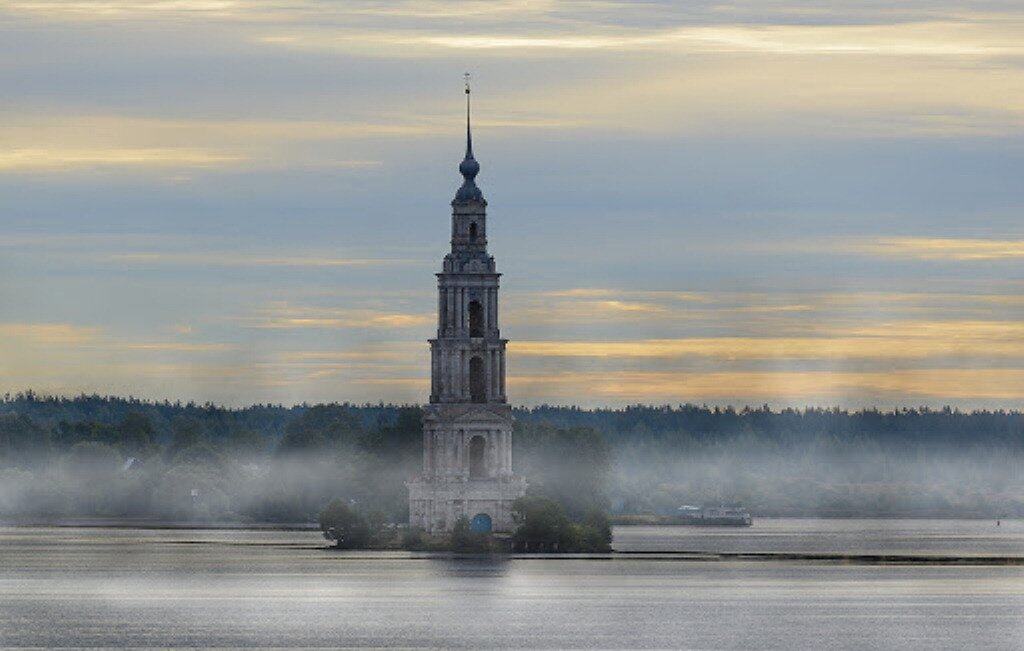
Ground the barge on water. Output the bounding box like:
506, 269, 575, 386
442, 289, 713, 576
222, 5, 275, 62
676, 505, 752, 526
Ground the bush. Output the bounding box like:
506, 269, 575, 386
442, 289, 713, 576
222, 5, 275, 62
319, 498, 373, 549
511, 496, 612, 553
450, 515, 493, 552
576, 509, 613, 553
401, 527, 428, 551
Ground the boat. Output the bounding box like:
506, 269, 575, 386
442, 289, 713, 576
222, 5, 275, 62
675, 504, 752, 526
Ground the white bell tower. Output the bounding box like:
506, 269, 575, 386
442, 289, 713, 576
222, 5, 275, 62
407, 79, 527, 534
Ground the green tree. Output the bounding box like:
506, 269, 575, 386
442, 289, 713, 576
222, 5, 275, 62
227, 427, 265, 456
360, 407, 423, 460
319, 498, 373, 549
166, 416, 204, 461
275, 428, 328, 457
511, 496, 579, 552
0, 414, 51, 469
117, 412, 156, 456
290, 405, 362, 445
511, 496, 612, 553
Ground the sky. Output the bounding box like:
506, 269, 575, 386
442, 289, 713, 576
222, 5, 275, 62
2, 1, 1024, 409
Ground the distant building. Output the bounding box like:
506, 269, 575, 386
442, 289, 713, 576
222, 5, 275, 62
407, 82, 527, 534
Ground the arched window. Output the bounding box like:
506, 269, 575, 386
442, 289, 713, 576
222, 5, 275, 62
469, 222, 478, 241
469, 300, 483, 337
469, 435, 487, 478
469, 356, 486, 402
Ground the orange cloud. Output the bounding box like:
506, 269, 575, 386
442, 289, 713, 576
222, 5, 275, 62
508, 369, 1024, 402
511, 321, 1024, 361
0, 323, 100, 345
249, 303, 433, 329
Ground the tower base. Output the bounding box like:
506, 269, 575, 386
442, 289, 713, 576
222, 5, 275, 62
407, 403, 527, 534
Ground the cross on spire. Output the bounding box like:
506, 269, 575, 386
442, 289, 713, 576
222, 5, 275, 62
454, 73, 483, 203
464, 72, 473, 160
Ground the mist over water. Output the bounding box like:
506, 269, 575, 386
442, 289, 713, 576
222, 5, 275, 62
2, 399, 1023, 523
610, 443, 1023, 518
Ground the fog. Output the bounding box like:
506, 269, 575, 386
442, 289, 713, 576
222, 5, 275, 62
611, 440, 1022, 518
1, 397, 1022, 523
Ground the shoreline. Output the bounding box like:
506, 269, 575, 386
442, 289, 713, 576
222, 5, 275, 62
2, 520, 1020, 565
0, 518, 319, 531
2, 515, 1018, 531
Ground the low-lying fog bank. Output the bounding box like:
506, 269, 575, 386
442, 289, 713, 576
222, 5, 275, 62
2, 395, 1021, 522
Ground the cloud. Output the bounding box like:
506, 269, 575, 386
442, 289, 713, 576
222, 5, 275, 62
248, 302, 433, 329
2, 0, 562, 22
856, 237, 1024, 261
508, 368, 1024, 403
0, 115, 419, 176
106, 252, 416, 269
0, 148, 241, 172
418, 21, 1024, 56
121, 342, 235, 353
0, 323, 100, 345
3, 1, 242, 18
511, 321, 1024, 362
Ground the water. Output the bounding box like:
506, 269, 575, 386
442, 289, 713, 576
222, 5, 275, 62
613, 518, 1024, 556
1, 522, 1022, 650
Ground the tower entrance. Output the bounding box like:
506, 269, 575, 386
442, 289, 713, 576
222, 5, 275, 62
470, 513, 492, 533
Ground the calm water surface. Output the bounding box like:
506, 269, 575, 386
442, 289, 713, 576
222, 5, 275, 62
1, 521, 1022, 650
614, 518, 1024, 556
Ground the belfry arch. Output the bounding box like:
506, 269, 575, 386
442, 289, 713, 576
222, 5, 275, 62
469, 356, 486, 402
469, 435, 487, 478
469, 300, 484, 337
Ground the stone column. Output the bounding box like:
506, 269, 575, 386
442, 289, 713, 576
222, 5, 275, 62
498, 431, 505, 476
492, 287, 499, 331
446, 287, 454, 335
482, 289, 490, 333
433, 349, 441, 400
492, 430, 499, 475
457, 430, 466, 477
499, 350, 506, 399
492, 349, 499, 399
485, 349, 491, 399
491, 287, 497, 333
439, 348, 448, 400
500, 430, 507, 473
423, 429, 431, 474
452, 348, 460, 399
508, 429, 513, 471
454, 288, 462, 335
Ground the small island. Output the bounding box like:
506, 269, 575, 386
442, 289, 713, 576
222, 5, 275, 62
320, 494, 612, 553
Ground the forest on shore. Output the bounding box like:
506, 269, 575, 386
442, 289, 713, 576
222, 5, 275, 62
1, 391, 1022, 523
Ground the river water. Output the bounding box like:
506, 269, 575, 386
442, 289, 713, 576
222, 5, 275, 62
1, 521, 1022, 650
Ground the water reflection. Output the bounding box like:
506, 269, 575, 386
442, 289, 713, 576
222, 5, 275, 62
0, 524, 1022, 650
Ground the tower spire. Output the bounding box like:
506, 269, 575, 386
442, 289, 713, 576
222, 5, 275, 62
465, 72, 473, 160
455, 73, 483, 204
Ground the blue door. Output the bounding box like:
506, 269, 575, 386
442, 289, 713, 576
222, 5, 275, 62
470, 513, 492, 533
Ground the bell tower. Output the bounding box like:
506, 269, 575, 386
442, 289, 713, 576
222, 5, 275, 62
408, 78, 527, 534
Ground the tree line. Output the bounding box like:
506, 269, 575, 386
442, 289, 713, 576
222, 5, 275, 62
2, 392, 1022, 522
